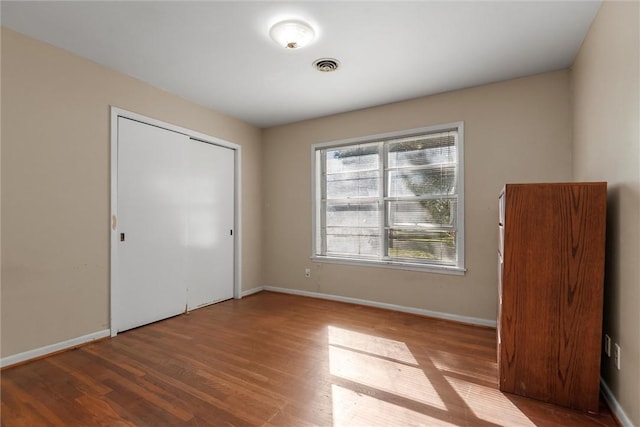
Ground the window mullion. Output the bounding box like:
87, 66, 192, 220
320, 149, 327, 255
379, 141, 387, 259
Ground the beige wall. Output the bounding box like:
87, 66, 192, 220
0, 28, 263, 357
262, 71, 573, 323
6, 11, 636, 423
571, 1, 640, 425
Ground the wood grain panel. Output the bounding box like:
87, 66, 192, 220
498, 182, 606, 413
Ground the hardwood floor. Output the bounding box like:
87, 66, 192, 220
1, 291, 618, 426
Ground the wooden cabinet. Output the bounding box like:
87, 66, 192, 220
497, 182, 607, 413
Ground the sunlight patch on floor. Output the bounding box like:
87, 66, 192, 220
331, 384, 458, 427
445, 375, 536, 426
328, 325, 418, 365
327, 325, 536, 427
428, 349, 498, 385
328, 326, 446, 410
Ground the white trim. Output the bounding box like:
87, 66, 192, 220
310, 255, 466, 275
456, 122, 465, 269
0, 329, 110, 369
311, 122, 463, 150
311, 146, 320, 257
111, 107, 241, 151
110, 109, 119, 337
600, 378, 635, 427
262, 286, 495, 327
241, 286, 265, 297
109, 107, 242, 336
310, 121, 465, 274
233, 147, 243, 300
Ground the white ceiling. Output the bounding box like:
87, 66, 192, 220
1, 1, 601, 128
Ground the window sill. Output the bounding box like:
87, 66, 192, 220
310, 256, 466, 275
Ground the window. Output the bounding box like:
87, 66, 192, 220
312, 123, 464, 274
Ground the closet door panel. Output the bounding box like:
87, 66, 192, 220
185, 140, 235, 309
116, 118, 188, 333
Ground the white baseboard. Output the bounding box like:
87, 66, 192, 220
601, 377, 635, 427
0, 289, 495, 368
241, 286, 265, 297
261, 286, 497, 328
0, 329, 111, 369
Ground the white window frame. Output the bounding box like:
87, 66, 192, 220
311, 122, 465, 275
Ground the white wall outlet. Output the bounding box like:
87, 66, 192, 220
613, 343, 621, 370
304, 268, 311, 278
604, 334, 611, 357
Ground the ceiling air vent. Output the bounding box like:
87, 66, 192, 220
313, 58, 340, 72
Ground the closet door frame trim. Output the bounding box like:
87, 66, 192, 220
109, 106, 242, 337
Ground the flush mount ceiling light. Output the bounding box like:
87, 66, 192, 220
269, 20, 315, 49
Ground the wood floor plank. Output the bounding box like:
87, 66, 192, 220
83, 345, 261, 426
72, 394, 137, 427
1, 291, 619, 426
1, 374, 72, 426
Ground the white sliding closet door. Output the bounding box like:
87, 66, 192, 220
116, 118, 188, 332
115, 118, 235, 334
185, 140, 235, 309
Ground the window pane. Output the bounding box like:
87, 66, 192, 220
325, 202, 381, 256
326, 228, 381, 257
325, 201, 380, 227
388, 165, 456, 197
388, 133, 456, 168
326, 144, 379, 174
326, 170, 379, 199
388, 230, 456, 264
388, 199, 457, 228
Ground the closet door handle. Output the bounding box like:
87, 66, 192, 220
120, 233, 125, 242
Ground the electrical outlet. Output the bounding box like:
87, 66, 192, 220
613, 343, 621, 370
304, 268, 311, 278
604, 334, 611, 357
